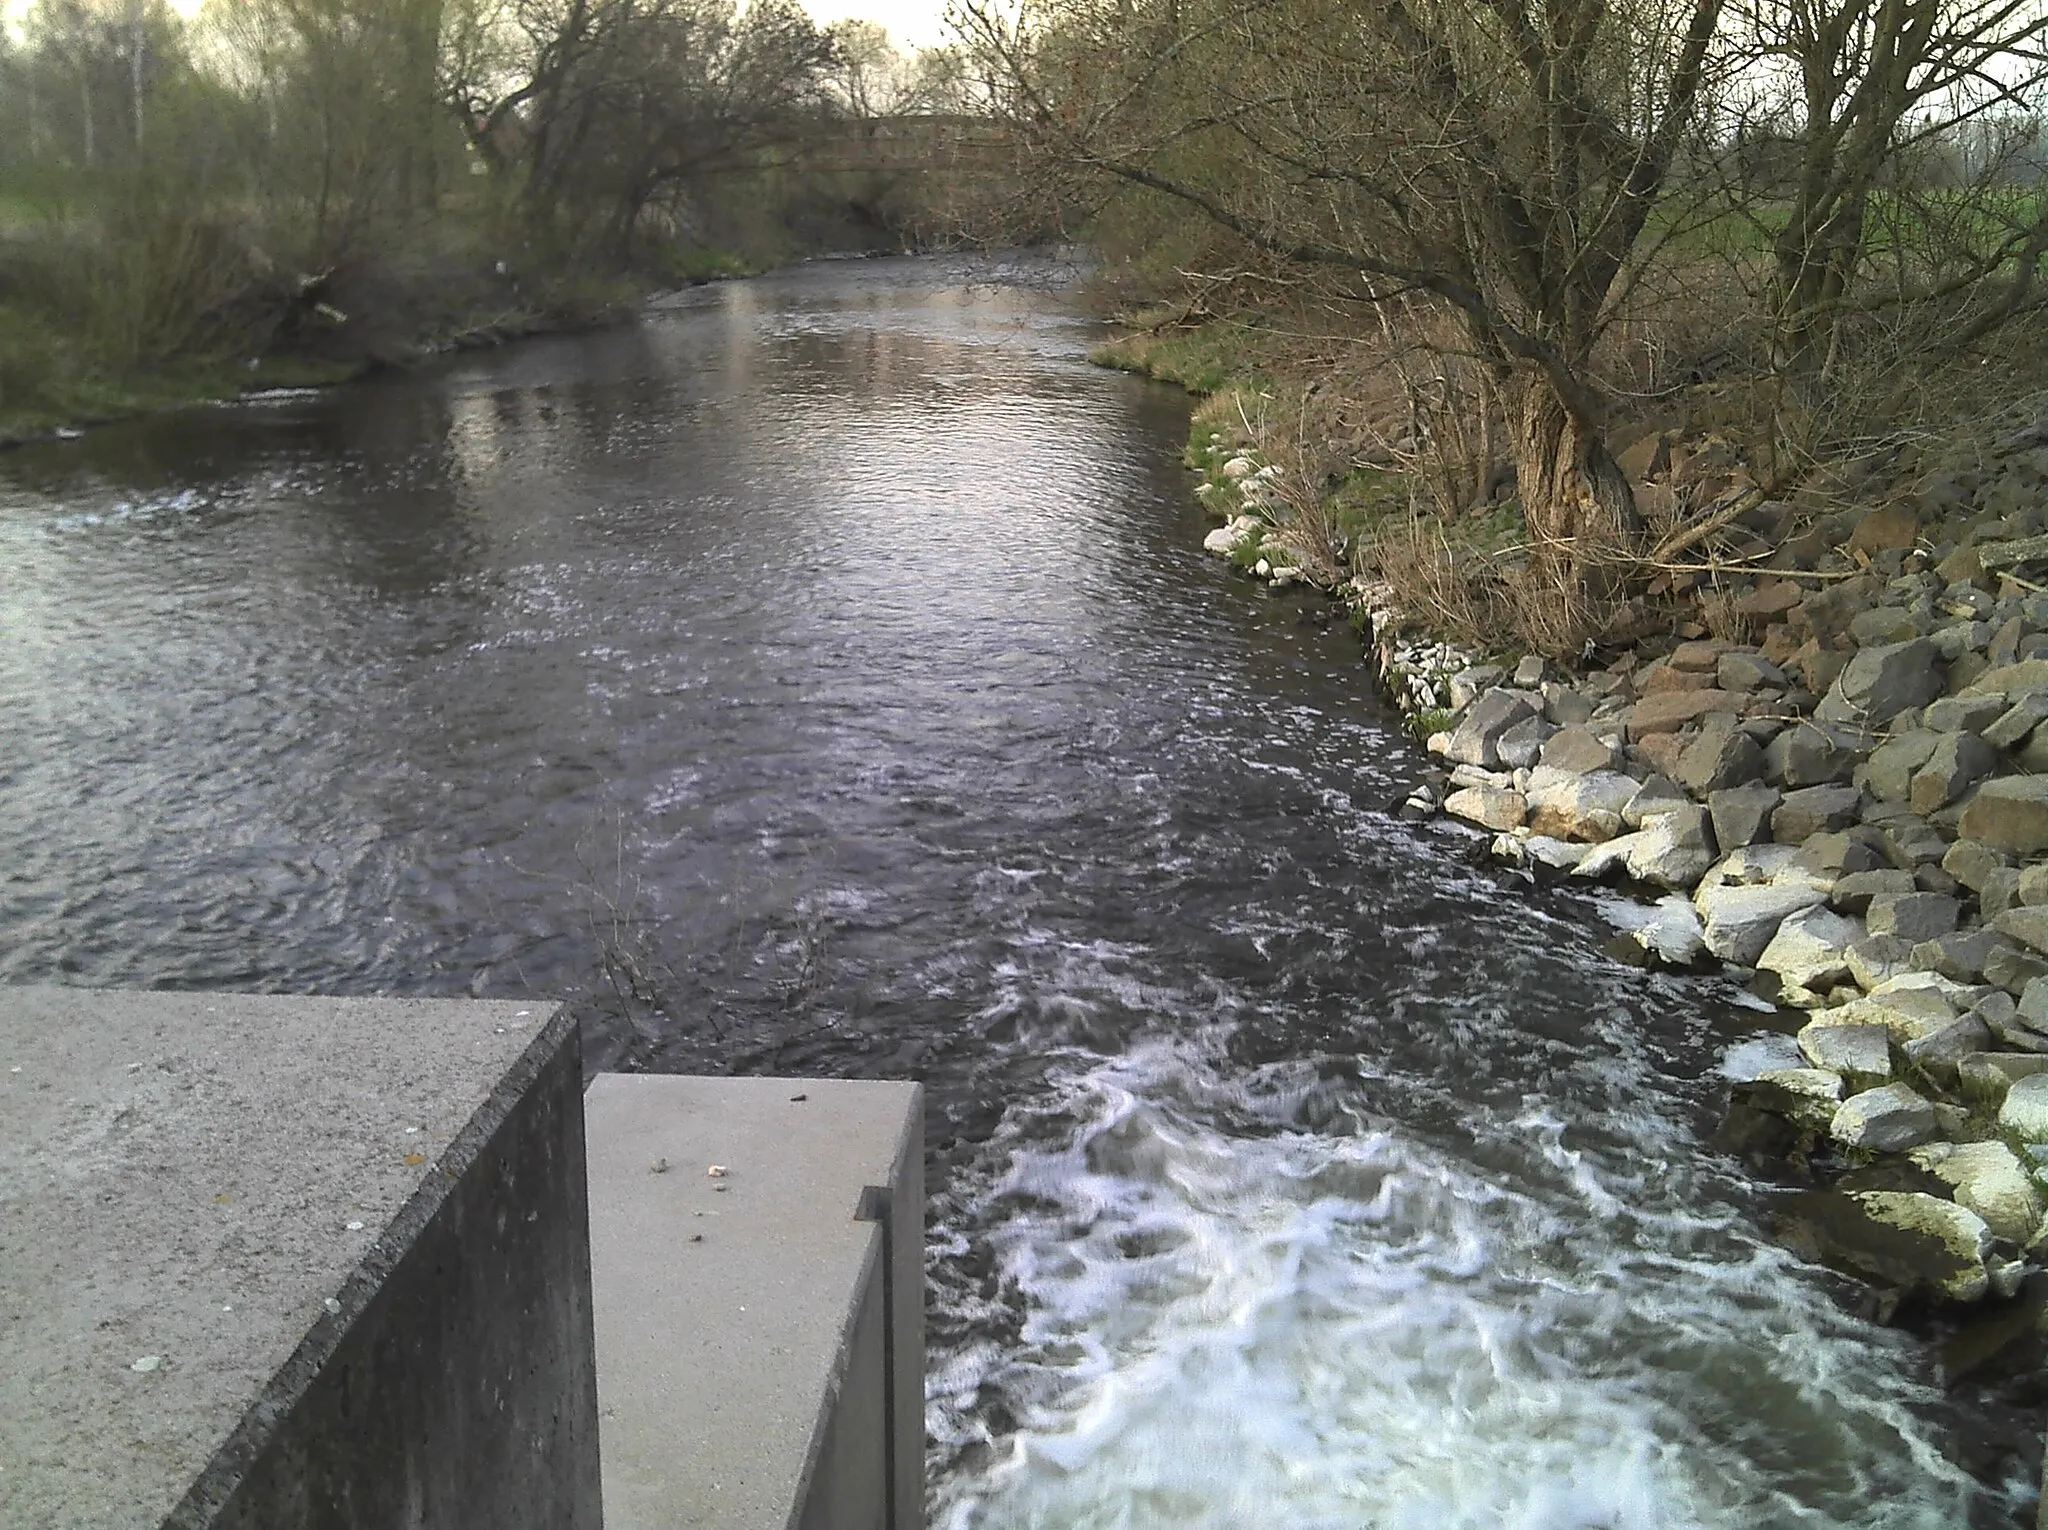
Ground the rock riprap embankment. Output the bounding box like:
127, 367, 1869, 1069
1416, 557, 2047, 1305
1192, 407, 2048, 1311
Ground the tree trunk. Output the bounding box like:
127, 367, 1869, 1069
1511, 371, 1642, 597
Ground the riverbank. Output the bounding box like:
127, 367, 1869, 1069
0, 256, 703, 451
1102, 320, 2048, 1352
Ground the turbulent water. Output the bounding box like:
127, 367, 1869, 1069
0, 254, 2027, 1524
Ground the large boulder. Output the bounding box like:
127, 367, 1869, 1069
1623, 775, 1692, 827
1941, 838, 2012, 893
1911, 927, 2021, 983
1771, 785, 1864, 844
1923, 694, 2008, 732
1444, 689, 1539, 768
1448, 666, 1505, 710
2023, 976, 2048, 1030
1747, 1068, 1846, 1131
1865, 892, 1961, 943
1445, 786, 1527, 831
1993, 906, 2048, 956
1816, 638, 1944, 728
1708, 784, 1781, 851
1697, 843, 1804, 888
1846, 935, 1916, 990
1539, 725, 1620, 775
1798, 1021, 1892, 1089
1696, 881, 1827, 965
1625, 689, 1744, 741
1831, 1084, 1938, 1152
1525, 766, 1640, 842
2020, 863, 2048, 907
1900, 1012, 1992, 1085
1719, 651, 1788, 692
1812, 986, 1957, 1042
1758, 905, 1864, 997
1875, 813, 1949, 869
1776, 1190, 1994, 1304
1862, 730, 1941, 803
1495, 715, 1553, 770
1609, 894, 1708, 966
1677, 717, 1765, 794
1765, 721, 1871, 787
1909, 1142, 2043, 1244
1960, 778, 2048, 855
1626, 805, 1718, 890
1909, 731, 1997, 815
1961, 658, 2048, 702
1960, 1051, 2048, 1106
1983, 691, 2048, 750
1829, 868, 1918, 914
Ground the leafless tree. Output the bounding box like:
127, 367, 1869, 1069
958, 0, 1733, 602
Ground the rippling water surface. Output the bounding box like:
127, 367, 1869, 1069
0, 254, 2023, 1525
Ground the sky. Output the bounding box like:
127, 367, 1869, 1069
3, 0, 954, 49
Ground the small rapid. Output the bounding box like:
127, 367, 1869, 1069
0, 254, 2026, 1524
928, 1012, 1986, 1527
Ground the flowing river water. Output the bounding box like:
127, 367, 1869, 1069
0, 254, 2031, 1525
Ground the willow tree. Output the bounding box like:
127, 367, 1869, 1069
961, 0, 1728, 599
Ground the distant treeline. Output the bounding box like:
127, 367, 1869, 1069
0, 0, 1013, 428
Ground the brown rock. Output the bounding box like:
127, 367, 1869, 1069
1848, 505, 1918, 555
1762, 622, 1803, 663
1961, 659, 2048, 701
1671, 639, 1730, 673
1637, 732, 1688, 779
1958, 778, 2048, 856
1626, 690, 1745, 741
1938, 545, 1986, 585
1738, 581, 1804, 620
1640, 664, 1717, 695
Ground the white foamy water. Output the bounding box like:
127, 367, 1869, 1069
930, 1019, 1990, 1529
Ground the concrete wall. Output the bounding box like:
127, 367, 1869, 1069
177, 1022, 602, 1530
585, 1074, 925, 1530
0, 990, 599, 1530
3, 988, 927, 1530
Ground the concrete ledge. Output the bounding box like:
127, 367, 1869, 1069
0, 988, 599, 1530
587, 1074, 924, 1530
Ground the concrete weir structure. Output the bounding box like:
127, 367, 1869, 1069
0, 987, 925, 1530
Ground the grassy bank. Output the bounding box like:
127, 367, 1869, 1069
1092, 306, 1538, 648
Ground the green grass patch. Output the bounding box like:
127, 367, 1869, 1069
1089, 325, 1253, 394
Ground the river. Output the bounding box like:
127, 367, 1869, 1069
0, 253, 2028, 1525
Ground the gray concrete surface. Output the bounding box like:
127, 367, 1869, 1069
588, 1074, 924, 1530
0, 988, 598, 1530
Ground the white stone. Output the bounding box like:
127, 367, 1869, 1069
1694, 881, 1827, 966
1445, 786, 1526, 832
1622, 806, 1717, 891
1798, 1021, 1892, 1088
1611, 894, 1707, 965
1849, 1192, 1994, 1302
1831, 1083, 1938, 1151
1998, 1071, 2048, 1142
1524, 766, 1640, 843
1758, 905, 1865, 997
1909, 1141, 2044, 1244
1695, 844, 1804, 890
